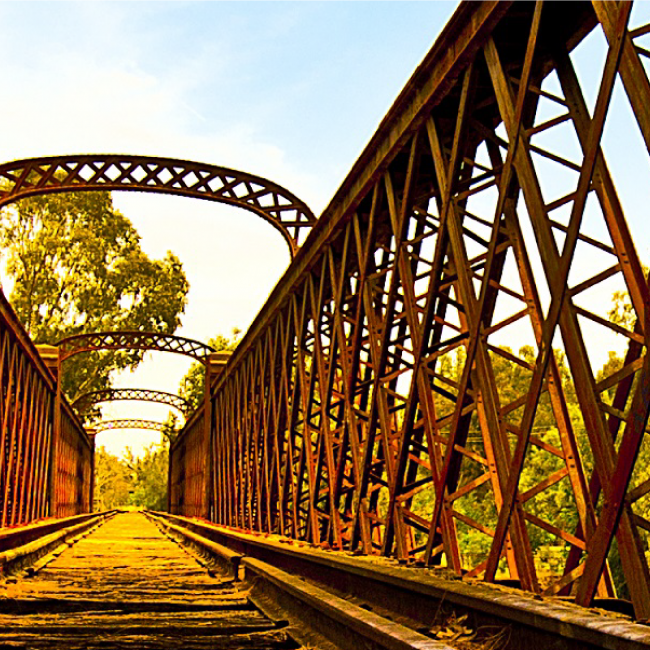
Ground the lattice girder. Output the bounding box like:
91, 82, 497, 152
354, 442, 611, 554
168, 1, 650, 621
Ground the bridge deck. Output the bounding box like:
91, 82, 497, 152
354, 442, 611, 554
0, 512, 294, 649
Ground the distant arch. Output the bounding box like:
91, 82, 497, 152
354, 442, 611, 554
73, 388, 191, 416
94, 419, 166, 433
58, 331, 214, 364
0, 155, 317, 256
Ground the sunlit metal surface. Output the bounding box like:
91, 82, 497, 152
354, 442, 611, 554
58, 331, 215, 364
0, 155, 316, 257
73, 388, 191, 417
170, 1, 650, 618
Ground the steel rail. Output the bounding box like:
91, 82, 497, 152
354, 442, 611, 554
150, 512, 650, 650
58, 331, 215, 364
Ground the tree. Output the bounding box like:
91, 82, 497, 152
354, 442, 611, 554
179, 331, 240, 412
126, 442, 168, 511
94, 446, 132, 510
0, 191, 189, 402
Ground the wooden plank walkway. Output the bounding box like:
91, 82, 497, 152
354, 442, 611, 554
0, 511, 295, 649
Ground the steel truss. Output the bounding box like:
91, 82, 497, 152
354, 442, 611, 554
0, 295, 91, 525
0, 155, 316, 256
94, 419, 166, 433
73, 388, 191, 417
58, 331, 215, 364
170, 1, 650, 618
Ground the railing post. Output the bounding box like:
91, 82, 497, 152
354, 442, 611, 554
86, 428, 96, 513
204, 351, 231, 521
37, 344, 61, 519
167, 437, 176, 514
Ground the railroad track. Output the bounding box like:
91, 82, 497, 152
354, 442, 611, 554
0, 511, 296, 649
3, 510, 650, 649
148, 512, 650, 650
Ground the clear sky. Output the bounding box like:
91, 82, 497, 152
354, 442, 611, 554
1, 2, 650, 459
0, 1, 458, 456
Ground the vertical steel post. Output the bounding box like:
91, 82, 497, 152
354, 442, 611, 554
87, 429, 96, 513
203, 361, 212, 520
37, 344, 61, 518
167, 438, 173, 514
205, 352, 230, 520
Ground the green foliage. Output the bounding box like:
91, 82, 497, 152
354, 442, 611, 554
179, 331, 240, 412
94, 442, 169, 511
125, 443, 169, 511
161, 413, 181, 445
94, 446, 132, 510
607, 266, 648, 331
0, 191, 189, 402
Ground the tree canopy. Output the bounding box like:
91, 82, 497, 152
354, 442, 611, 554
0, 191, 189, 402
94, 443, 168, 511
94, 446, 132, 510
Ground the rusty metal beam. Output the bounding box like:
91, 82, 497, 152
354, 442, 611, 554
154, 0, 650, 621
0, 155, 316, 257
94, 419, 167, 433
73, 388, 191, 417
58, 331, 214, 364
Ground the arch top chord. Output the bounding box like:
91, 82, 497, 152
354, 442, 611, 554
73, 387, 191, 416
94, 419, 167, 433
0, 154, 317, 256
58, 330, 215, 364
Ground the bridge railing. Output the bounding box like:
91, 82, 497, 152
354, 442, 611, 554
0, 291, 92, 526
53, 402, 93, 518
169, 404, 208, 518
172, 0, 650, 619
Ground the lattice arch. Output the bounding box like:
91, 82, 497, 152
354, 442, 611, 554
0, 155, 317, 256
73, 388, 191, 416
58, 331, 215, 364
94, 419, 167, 433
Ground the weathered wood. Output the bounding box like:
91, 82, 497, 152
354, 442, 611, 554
0, 512, 294, 649
0, 630, 292, 649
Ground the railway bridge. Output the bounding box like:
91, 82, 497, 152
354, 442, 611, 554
2, 2, 650, 648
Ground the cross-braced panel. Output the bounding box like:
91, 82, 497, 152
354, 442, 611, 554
173, 1, 650, 620
169, 410, 208, 518
0, 293, 90, 524
0, 155, 317, 256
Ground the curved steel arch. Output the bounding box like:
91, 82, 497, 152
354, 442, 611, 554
58, 331, 215, 364
0, 155, 317, 256
94, 419, 166, 433
73, 388, 191, 416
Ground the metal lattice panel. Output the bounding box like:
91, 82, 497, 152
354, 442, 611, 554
169, 1, 650, 620
0, 293, 90, 525
73, 388, 191, 416
0, 155, 317, 256
58, 331, 215, 364
95, 419, 166, 433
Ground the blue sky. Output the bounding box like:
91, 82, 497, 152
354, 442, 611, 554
1, 2, 650, 457
0, 2, 456, 204
0, 1, 457, 455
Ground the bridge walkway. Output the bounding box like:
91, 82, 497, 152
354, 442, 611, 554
0, 512, 295, 649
